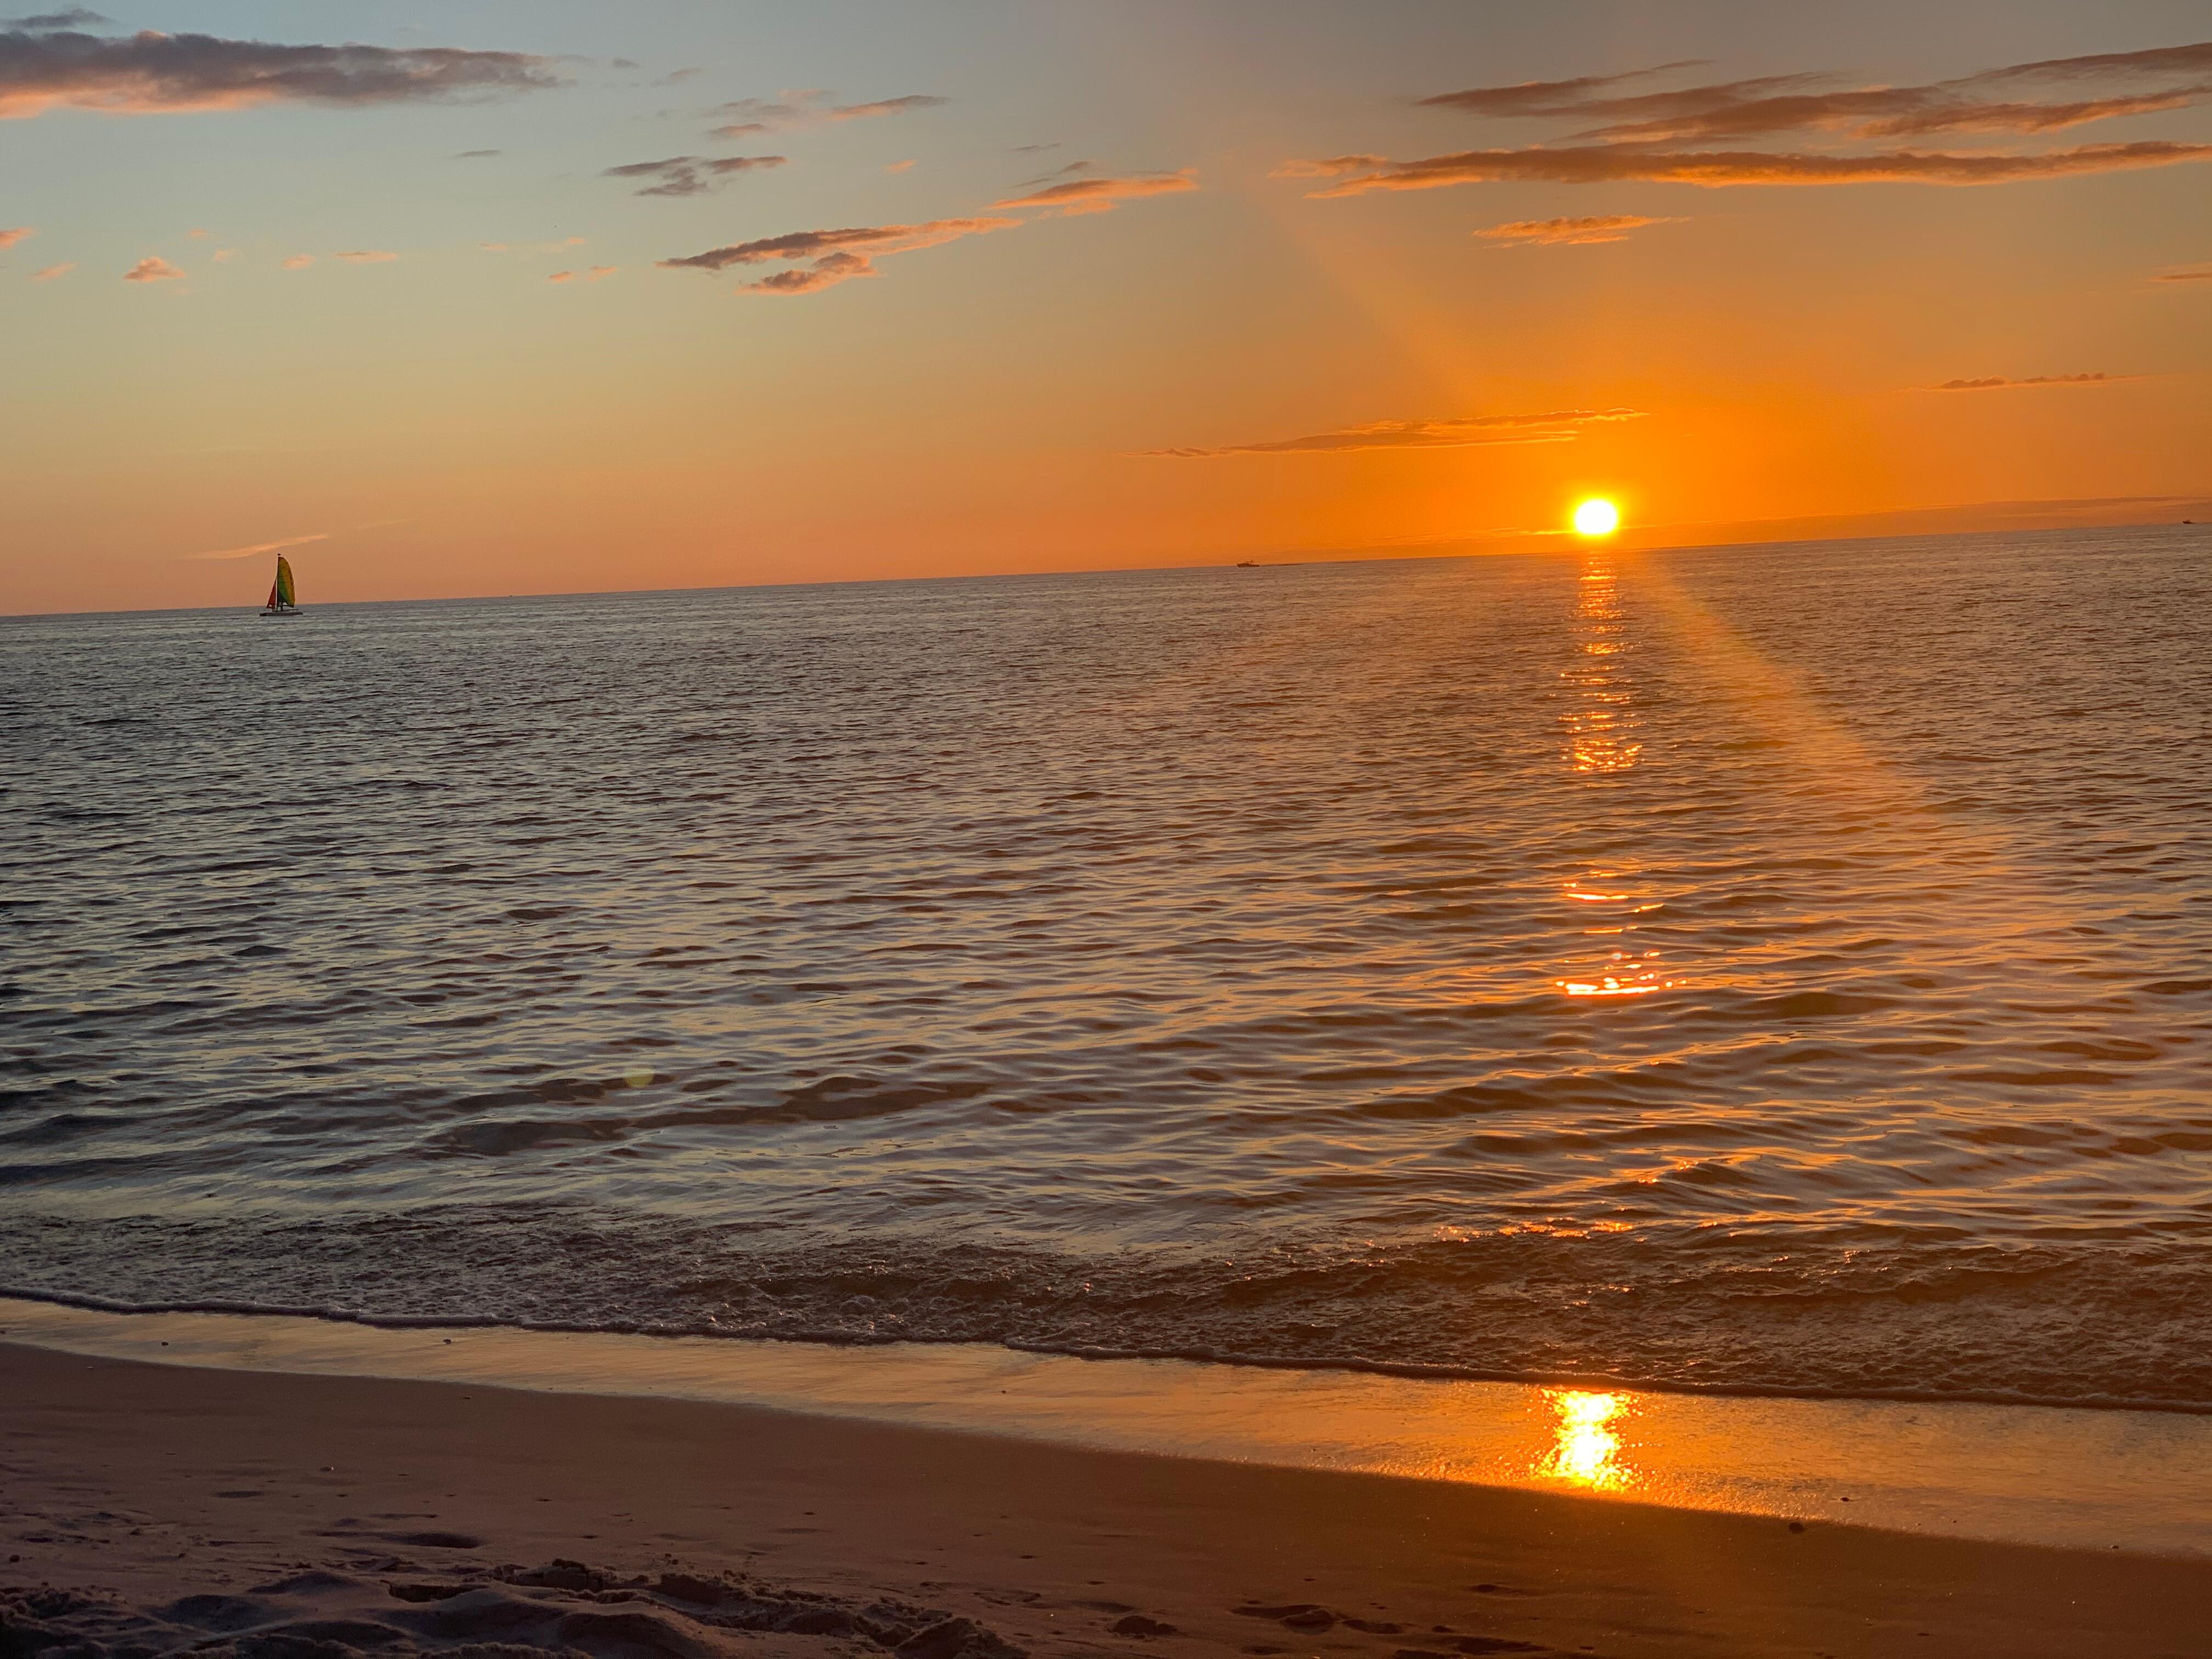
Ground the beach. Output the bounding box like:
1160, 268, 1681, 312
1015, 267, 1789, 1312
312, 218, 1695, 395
6, 1339, 2208, 1659
12, 8, 2211, 1656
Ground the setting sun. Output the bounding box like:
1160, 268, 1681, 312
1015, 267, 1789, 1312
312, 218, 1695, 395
1572, 499, 1622, 538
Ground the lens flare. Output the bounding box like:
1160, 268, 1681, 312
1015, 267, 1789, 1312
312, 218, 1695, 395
1572, 498, 1621, 537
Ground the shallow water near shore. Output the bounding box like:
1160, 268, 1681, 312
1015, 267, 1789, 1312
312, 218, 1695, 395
4, 527, 2210, 1408
6, 1296, 2210, 1556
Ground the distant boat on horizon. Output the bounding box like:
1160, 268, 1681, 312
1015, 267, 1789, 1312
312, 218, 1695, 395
261, 554, 302, 617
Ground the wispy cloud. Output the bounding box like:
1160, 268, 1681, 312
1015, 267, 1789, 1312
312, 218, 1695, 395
453, 147, 500, 159
659, 216, 1021, 295
548, 266, 616, 284
1300, 43, 2212, 196
1476, 213, 1681, 246
3, 9, 108, 29
1019, 157, 1094, 187
1147, 409, 1646, 458
0, 26, 561, 120
991, 170, 1197, 215
602, 153, 786, 196
1419, 46, 2212, 143
122, 254, 183, 281
1925, 372, 2135, 391
1413, 60, 1716, 116
706, 89, 946, 138
31, 259, 70, 279
884, 157, 915, 174
333, 249, 397, 263
1290, 141, 2212, 193
2155, 266, 2212, 281
184, 530, 329, 561
211, 247, 236, 262
281, 252, 314, 269
0, 223, 31, 247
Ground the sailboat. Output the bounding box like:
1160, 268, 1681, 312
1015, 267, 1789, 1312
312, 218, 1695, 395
260, 553, 302, 617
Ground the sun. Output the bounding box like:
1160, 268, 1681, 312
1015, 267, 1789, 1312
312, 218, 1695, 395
1572, 498, 1621, 538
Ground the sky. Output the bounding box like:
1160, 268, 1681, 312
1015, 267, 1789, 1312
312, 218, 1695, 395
2, 0, 2209, 614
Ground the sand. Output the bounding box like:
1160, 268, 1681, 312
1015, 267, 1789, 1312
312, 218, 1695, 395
3, 1341, 2204, 1659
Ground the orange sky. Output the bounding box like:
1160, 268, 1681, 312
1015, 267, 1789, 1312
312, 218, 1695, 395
2, 1, 2209, 614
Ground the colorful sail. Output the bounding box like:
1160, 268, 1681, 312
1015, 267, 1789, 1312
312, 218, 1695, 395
274, 556, 296, 608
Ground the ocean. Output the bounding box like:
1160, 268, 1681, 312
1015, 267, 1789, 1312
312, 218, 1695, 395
5, 526, 2209, 1412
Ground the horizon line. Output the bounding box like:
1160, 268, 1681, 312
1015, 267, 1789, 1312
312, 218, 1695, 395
6, 493, 2207, 622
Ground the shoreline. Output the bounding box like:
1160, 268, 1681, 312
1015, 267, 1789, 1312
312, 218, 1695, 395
10, 1283, 2211, 1418
7, 1337, 2209, 1659
4, 1296, 2208, 1560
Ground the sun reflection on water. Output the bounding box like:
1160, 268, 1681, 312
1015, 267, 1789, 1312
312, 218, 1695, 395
1554, 556, 1681, 999
1538, 1389, 1632, 1490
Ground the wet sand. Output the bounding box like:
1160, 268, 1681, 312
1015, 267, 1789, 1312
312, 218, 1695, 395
4, 1342, 2205, 1658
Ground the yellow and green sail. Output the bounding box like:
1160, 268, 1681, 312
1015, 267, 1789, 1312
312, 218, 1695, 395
270, 555, 296, 608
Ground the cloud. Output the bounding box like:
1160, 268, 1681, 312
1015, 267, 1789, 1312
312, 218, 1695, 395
184, 530, 328, 561
1414, 60, 1716, 116
661, 166, 1193, 297
3, 8, 106, 29
1419, 48, 2212, 144
751, 249, 874, 294
122, 254, 183, 281
602, 153, 786, 196
1019, 158, 1094, 186
1147, 408, 1646, 457
211, 247, 236, 262
548, 265, 616, 284
991, 169, 1197, 215
1976, 42, 2212, 84
453, 147, 500, 158
0, 26, 561, 119
1272, 155, 1387, 180
884, 157, 914, 173
1294, 140, 2212, 193
1318, 44, 2212, 198
186, 225, 209, 238
0, 223, 31, 247
1477, 213, 1681, 246
2155, 267, 2212, 281
333, 249, 397, 263
831, 94, 946, 122
281, 252, 313, 268
659, 215, 1020, 295
1926, 372, 2135, 390
1567, 84, 2211, 145
31, 259, 70, 279
706, 89, 946, 138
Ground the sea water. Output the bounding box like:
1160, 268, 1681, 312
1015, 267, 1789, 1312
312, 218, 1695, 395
4, 527, 2209, 1410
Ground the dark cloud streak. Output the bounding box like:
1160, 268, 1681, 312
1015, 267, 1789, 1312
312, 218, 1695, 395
659, 216, 1020, 295
1415, 60, 1711, 116
1927, 373, 2134, 390
604, 154, 786, 196
706, 89, 946, 137
1148, 409, 1645, 458
1297, 140, 2212, 193
0, 25, 559, 117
